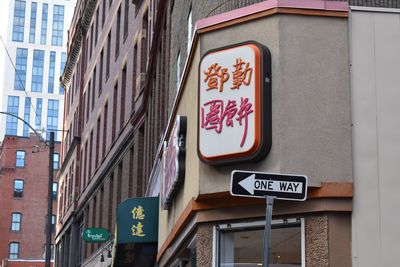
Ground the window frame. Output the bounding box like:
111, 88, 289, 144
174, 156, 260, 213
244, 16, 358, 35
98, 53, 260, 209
11, 212, 22, 232
13, 179, 24, 198
15, 150, 26, 167
52, 182, 58, 199
9, 242, 19, 259
53, 153, 60, 170
213, 218, 306, 267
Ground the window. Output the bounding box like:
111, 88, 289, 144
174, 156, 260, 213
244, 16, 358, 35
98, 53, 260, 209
52, 5, 64, 46
96, 116, 101, 168
40, 3, 48, 44
115, 6, 121, 59
16, 151, 25, 167
140, 12, 148, 75
99, 49, 103, 96
106, 31, 111, 80
89, 130, 93, 178
32, 50, 44, 92
132, 43, 137, 105
102, 0, 106, 27
112, 82, 118, 141
135, 0, 143, 16
102, 102, 108, 157
29, 2, 37, 43
176, 52, 181, 90
48, 51, 56, 93
35, 98, 42, 131
53, 153, 60, 170
187, 9, 193, 54
9, 242, 19, 259
6, 96, 19, 135
46, 100, 59, 141
216, 219, 304, 267
60, 52, 67, 94
95, 8, 99, 44
52, 182, 58, 199
86, 81, 91, 121
11, 213, 22, 231
92, 68, 96, 110
43, 244, 55, 260
120, 64, 126, 128
51, 215, 56, 232
89, 24, 94, 59
12, 0, 26, 42
14, 48, 28, 91
23, 97, 31, 136
123, 0, 129, 40
13, 180, 24, 198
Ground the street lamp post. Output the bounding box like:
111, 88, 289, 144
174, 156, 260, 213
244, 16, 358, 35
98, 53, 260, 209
0, 112, 55, 267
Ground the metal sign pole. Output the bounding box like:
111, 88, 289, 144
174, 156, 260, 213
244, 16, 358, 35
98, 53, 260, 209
262, 195, 275, 267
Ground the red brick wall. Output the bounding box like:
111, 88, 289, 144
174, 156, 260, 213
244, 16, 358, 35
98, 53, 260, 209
0, 135, 60, 262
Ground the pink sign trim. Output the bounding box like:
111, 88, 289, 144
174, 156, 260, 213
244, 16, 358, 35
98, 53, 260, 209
195, 0, 348, 31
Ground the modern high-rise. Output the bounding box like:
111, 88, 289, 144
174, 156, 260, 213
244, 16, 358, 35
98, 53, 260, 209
0, 0, 76, 142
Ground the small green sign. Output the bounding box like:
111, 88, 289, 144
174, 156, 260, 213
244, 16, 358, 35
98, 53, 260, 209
117, 197, 159, 244
82, 228, 110, 243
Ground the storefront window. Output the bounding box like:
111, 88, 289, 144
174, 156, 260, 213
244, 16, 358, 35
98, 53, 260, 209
216, 219, 304, 267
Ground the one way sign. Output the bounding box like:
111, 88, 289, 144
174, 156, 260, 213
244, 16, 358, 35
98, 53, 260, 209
230, 170, 308, 201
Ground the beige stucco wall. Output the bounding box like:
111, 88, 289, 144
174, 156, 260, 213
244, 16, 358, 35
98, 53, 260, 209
350, 9, 400, 267
158, 44, 202, 248
159, 13, 352, 249
199, 15, 351, 194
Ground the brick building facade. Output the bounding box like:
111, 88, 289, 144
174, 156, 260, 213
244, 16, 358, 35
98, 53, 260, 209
0, 135, 60, 267
56, 0, 400, 266
56, 0, 170, 266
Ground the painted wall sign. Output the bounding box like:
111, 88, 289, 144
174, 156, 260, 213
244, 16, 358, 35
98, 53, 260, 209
116, 197, 159, 244
198, 41, 271, 165
82, 228, 110, 243
161, 115, 187, 209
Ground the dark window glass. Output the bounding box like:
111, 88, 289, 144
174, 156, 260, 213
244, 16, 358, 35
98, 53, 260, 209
115, 6, 121, 59
106, 32, 111, 79
123, 0, 129, 39
13, 180, 24, 198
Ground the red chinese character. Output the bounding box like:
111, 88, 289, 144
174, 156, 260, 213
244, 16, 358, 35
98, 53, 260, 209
204, 63, 230, 92
236, 97, 254, 147
201, 99, 224, 133
222, 100, 238, 127
231, 58, 253, 90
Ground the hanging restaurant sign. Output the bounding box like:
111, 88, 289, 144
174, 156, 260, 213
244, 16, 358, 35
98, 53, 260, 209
162, 115, 187, 209
82, 228, 110, 243
116, 197, 159, 244
198, 41, 271, 165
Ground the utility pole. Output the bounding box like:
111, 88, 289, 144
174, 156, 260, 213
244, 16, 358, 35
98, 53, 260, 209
45, 131, 55, 267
